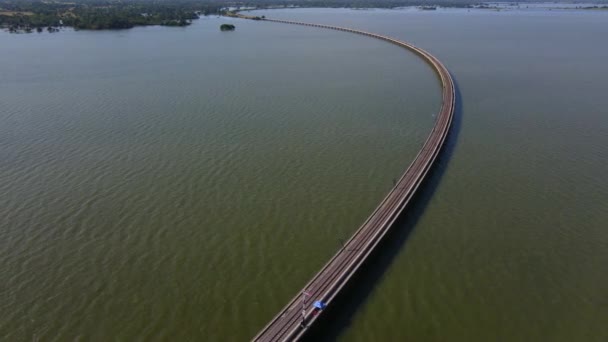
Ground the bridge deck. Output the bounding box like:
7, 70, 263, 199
252, 18, 456, 342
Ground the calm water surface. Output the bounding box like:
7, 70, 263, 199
1, 7, 607, 341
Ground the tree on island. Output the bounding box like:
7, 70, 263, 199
220, 24, 235, 31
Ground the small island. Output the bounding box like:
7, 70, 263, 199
220, 24, 235, 31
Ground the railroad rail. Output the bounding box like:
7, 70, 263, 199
252, 18, 456, 342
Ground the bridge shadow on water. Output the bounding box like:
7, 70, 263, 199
303, 78, 463, 341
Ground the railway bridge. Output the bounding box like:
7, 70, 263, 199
251, 17, 456, 342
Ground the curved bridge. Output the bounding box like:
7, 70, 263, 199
253, 18, 455, 342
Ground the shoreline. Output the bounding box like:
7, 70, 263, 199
4, 2, 608, 34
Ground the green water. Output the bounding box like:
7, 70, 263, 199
2, 7, 607, 341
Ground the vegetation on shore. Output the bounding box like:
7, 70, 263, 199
581, 5, 608, 10
2, 0, 605, 34
0, 0, 221, 33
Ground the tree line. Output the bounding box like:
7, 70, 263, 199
0, 0, 224, 32
1, 0, 587, 33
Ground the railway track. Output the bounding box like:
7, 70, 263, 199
252, 18, 456, 342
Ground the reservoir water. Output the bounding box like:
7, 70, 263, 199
1, 7, 607, 341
